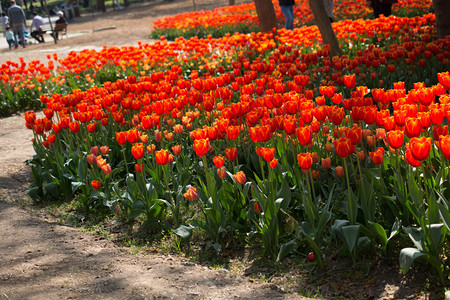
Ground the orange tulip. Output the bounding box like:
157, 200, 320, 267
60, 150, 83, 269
183, 186, 198, 201
131, 143, 145, 160
409, 137, 432, 161
193, 139, 209, 157
233, 171, 246, 184
225, 147, 238, 161
297, 153, 313, 170
91, 180, 101, 190
155, 149, 169, 165
439, 135, 450, 159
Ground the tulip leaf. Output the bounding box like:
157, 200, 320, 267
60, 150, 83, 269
428, 223, 444, 248
276, 239, 297, 262
368, 221, 387, 250
44, 182, 60, 199
341, 225, 360, 253
404, 226, 425, 251
399, 247, 426, 274
71, 181, 84, 194
407, 172, 423, 209
174, 225, 193, 241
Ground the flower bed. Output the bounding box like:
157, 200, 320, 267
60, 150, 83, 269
0, 0, 447, 285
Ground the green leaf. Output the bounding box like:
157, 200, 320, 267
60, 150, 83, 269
399, 247, 426, 274
174, 225, 193, 241
404, 227, 425, 251
388, 218, 402, 241
71, 181, 84, 194
407, 172, 423, 209
211, 242, 221, 253
428, 223, 444, 248
276, 240, 297, 262
368, 221, 387, 250
341, 225, 360, 253
44, 182, 60, 199
27, 186, 42, 199
427, 193, 440, 224
436, 191, 450, 231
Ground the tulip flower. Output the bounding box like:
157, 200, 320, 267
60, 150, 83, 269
183, 186, 198, 201
369, 148, 384, 165
135, 163, 144, 173
233, 171, 246, 184
439, 135, 450, 160
91, 180, 101, 190
387, 130, 404, 149
297, 153, 313, 170
155, 149, 170, 165
409, 137, 432, 161
334, 137, 355, 158
335, 166, 344, 177
193, 139, 210, 157
131, 143, 145, 160
225, 147, 238, 161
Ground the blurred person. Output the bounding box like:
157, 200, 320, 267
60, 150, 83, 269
7, 0, 26, 48
5, 26, 15, 49
279, 0, 295, 30
30, 11, 45, 43
53, 10, 67, 40
367, 0, 397, 18
1, 12, 9, 37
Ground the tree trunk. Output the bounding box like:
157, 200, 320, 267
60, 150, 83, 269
229, 0, 235, 5
309, 0, 341, 57
433, 0, 450, 38
254, 0, 278, 32
96, 0, 105, 11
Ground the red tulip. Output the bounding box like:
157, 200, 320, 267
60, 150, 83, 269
344, 74, 356, 89
334, 137, 355, 158
439, 135, 450, 159
126, 128, 139, 144
296, 126, 312, 146
225, 147, 238, 161
213, 155, 225, 168
193, 139, 210, 157
135, 163, 144, 173
335, 166, 344, 177
155, 149, 169, 165
131, 143, 145, 160
91, 180, 101, 190
261, 147, 275, 162
297, 153, 313, 170
405, 117, 422, 138
405, 149, 421, 167
116, 131, 127, 146
369, 147, 384, 165
387, 130, 404, 149
409, 137, 432, 161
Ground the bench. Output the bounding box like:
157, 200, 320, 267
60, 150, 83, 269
39, 22, 68, 40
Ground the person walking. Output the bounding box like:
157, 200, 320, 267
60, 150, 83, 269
5, 26, 15, 49
0, 12, 9, 37
30, 11, 45, 43
7, 0, 27, 48
279, 0, 295, 30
